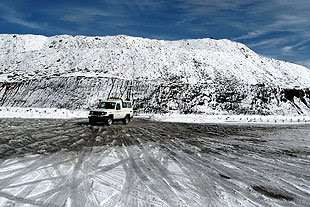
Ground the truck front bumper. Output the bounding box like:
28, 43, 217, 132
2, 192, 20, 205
88, 115, 109, 122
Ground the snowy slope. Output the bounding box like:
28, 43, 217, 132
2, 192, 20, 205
1, 34, 310, 86
0, 34, 309, 115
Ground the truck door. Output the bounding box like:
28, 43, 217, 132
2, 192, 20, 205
115, 103, 122, 119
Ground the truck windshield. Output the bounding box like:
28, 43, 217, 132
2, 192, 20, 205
97, 102, 116, 109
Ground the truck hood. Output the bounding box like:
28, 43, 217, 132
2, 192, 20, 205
90, 109, 115, 113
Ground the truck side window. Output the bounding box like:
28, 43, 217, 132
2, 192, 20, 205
116, 103, 121, 110
122, 102, 132, 108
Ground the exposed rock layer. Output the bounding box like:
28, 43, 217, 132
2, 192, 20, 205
0, 77, 309, 115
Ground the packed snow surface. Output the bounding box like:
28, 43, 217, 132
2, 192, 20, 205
0, 118, 309, 207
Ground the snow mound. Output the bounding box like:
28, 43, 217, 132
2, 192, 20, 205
1, 34, 309, 87
0, 34, 310, 116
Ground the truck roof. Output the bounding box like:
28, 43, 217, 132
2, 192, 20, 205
99, 99, 131, 103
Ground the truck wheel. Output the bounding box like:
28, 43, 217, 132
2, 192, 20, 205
89, 118, 96, 125
106, 117, 113, 126
122, 115, 130, 125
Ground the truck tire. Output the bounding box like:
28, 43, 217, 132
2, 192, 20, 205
89, 118, 96, 125
106, 116, 113, 126
122, 115, 130, 125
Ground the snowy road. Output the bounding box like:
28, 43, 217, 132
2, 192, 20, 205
0, 118, 309, 207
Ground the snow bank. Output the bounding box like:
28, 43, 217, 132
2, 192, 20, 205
0, 107, 88, 119
137, 113, 310, 125
1, 107, 309, 125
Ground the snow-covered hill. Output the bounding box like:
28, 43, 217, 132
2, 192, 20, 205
0, 34, 309, 115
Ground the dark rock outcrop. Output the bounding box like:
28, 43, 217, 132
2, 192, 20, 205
1, 77, 309, 115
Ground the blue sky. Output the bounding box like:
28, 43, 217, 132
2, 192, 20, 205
0, 0, 309, 67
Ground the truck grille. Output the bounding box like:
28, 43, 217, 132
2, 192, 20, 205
91, 111, 105, 115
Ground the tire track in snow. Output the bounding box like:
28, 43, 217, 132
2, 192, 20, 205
0, 118, 309, 206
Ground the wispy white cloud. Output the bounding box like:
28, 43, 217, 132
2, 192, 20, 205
175, 0, 255, 27
176, 0, 253, 12
0, 3, 43, 29
280, 39, 310, 55
51, 1, 170, 32
248, 37, 287, 48
235, 1, 310, 40
123, 0, 166, 12
235, 16, 309, 42
61, 8, 121, 24
234, 30, 266, 41
230, 0, 310, 64
0, 2, 81, 34
281, 46, 295, 55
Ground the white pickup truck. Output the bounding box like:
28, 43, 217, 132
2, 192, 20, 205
88, 99, 133, 125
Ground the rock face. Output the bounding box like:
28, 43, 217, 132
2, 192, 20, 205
0, 77, 155, 110
0, 34, 309, 115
